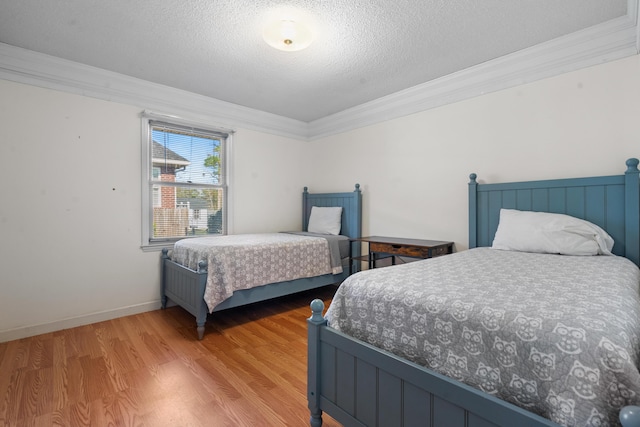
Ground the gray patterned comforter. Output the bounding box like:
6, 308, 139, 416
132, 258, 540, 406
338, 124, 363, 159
172, 233, 337, 312
326, 248, 640, 426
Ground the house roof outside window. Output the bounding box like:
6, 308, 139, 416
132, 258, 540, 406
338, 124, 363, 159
152, 140, 190, 168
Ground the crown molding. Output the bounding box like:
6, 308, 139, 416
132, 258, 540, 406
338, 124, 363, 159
0, 2, 638, 142
308, 8, 640, 140
634, 0, 640, 49
0, 43, 309, 140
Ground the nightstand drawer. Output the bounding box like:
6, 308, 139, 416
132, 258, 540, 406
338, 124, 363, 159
370, 242, 431, 258
432, 245, 450, 257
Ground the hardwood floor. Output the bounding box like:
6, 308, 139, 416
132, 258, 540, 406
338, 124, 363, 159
0, 286, 343, 427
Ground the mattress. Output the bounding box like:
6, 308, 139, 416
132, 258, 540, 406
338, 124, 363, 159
326, 247, 640, 426
172, 232, 346, 312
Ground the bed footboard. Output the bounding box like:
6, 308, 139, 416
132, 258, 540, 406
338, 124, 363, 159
161, 248, 208, 339
310, 299, 640, 427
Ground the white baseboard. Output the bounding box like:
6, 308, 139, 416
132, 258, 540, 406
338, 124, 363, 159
0, 301, 163, 343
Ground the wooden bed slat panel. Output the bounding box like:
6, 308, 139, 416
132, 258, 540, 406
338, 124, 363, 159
548, 187, 566, 213
474, 190, 488, 249
336, 349, 356, 415
319, 343, 336, 401
403, 382, 431, 427
501, 189, 516, 209
468, 413, 501, 427
355, 359, 376, 426
585, 185, 606, 226
488, 191, 503, 240
378, 370, 402, 427
565, 186, 585, 218
531, 188, 549, 212
433, 397, 466, 426
516, 188, 533, 211
608, 185, 626, 256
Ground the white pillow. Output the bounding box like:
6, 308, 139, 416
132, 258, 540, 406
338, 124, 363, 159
308, 206, 343, 235
492, 209, 614, 256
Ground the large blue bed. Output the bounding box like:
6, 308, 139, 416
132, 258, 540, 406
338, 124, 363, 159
308, 159, 640, 427
161, 184, 362, 340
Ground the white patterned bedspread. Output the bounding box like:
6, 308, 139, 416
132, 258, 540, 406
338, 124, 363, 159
172, 233, 334, 312
326, 247, 640, 426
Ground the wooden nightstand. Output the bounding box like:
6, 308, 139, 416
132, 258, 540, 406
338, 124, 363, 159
351, 236, 454, 270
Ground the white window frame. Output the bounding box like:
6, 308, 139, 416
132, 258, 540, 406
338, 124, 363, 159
140, 111, 233, 250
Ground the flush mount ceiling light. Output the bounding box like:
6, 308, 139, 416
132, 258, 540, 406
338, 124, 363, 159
262, 19, 314, 52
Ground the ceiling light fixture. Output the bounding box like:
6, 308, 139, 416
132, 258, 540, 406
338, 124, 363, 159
262, 19, 313, 52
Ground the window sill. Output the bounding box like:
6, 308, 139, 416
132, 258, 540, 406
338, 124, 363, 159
140, 243, 174, 253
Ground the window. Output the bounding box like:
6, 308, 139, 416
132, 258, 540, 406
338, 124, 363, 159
141, 113, 230, 246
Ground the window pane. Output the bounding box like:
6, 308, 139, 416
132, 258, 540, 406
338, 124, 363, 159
152, 185, 224, 238
151, 127, 223, 185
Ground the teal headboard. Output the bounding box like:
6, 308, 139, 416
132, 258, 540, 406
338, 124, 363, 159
302, 184, 362, 241
469, 159, 640, 266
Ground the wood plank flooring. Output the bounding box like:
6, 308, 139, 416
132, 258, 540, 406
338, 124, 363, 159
0, 286, 342, 427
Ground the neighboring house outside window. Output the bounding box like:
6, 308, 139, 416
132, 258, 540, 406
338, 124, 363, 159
142, 114, 230, 247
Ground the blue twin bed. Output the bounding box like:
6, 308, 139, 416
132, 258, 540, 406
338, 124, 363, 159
308, 159, 640, 427
161, 184, 362, 340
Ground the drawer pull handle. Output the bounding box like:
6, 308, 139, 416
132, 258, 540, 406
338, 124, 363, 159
392, 245, 401, 249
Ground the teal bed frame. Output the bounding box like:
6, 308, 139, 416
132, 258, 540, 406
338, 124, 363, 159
162, 184, 362, 340
308, 159, 640, 427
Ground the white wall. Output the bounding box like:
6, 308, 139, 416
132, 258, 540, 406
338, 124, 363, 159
306, 55, 640, 250
231, 129, 312, 233
1, 54, 639, 341
0, 81, 309, 341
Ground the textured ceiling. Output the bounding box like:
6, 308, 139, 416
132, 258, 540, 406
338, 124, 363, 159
0, 0, 629, 122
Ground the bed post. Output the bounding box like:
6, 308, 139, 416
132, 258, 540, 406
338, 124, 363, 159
308, 299, 327, 427
624, 158, 640, 266
351, 183, 363, 273
303, 186, 310, 232
161, 248, 170, 309
195, 260, 208, 340
468, 173, 478, 249
620, 406, 640, 427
